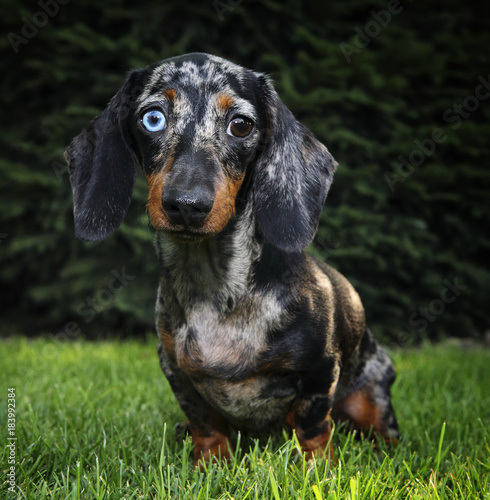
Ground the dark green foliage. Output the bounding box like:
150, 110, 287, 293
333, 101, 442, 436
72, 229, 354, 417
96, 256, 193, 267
1, 0, 488, 340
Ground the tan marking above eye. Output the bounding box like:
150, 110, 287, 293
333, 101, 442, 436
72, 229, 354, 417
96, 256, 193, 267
217, 94, 234, 112
164, 88, 176, 101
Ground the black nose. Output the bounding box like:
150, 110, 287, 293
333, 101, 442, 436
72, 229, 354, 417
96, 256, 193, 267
161, 191, 213, 227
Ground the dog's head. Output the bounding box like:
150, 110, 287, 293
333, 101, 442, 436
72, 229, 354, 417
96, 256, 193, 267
66, 53, 337, 252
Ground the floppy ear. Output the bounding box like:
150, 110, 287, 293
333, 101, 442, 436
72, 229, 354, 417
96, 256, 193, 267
253, 77, 338, 253
65, 72, 141, 242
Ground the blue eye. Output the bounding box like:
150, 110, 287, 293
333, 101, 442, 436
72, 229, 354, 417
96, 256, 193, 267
142, 110, 166, 132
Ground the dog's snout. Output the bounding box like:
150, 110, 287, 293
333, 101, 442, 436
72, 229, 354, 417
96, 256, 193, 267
162, 190, 213, 227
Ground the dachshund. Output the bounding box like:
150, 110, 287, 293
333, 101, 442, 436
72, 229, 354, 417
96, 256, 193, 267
66, 53, 399, 467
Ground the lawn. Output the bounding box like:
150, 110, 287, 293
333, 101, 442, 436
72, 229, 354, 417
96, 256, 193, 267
1, 338, 489, 499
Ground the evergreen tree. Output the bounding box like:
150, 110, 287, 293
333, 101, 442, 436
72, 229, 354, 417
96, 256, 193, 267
1, 0, 488, 341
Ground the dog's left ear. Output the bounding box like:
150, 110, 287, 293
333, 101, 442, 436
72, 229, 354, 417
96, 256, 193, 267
253, 76, 338, 253
65, 70, 145, 242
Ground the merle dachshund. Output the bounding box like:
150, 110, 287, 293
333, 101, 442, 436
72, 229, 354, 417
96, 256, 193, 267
66, 53, 399, 467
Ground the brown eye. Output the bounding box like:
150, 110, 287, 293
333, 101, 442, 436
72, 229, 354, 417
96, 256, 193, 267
226, 117, 253, 138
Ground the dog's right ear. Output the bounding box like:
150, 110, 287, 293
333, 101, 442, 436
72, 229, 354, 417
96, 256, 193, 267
65, 70, 146, 242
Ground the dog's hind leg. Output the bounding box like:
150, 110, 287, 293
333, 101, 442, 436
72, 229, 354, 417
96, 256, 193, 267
332, 328, 399, 443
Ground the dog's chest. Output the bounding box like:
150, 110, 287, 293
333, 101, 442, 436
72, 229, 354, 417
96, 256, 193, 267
169, 297, 299, 426
172, 297, 281, 377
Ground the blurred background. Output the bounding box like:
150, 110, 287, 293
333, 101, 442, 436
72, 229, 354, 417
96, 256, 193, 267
1, 0, 488, 344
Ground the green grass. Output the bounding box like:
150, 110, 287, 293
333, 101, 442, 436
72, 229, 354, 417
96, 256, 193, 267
1, 338, 489, 499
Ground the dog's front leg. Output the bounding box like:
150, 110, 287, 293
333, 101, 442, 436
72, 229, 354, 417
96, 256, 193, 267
170, 379, 233, 468
286, 398, 335, 461
187, 410, 232, 469
157, 345, 233, 467
286, 358, 341, 461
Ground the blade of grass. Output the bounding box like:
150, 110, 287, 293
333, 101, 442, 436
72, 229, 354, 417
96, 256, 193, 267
435, 421, 446, 472
312, 484, 324, 500
269, 468, 281, 500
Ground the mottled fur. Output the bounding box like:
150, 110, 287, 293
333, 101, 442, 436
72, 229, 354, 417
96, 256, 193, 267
66, 53, 399, 467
